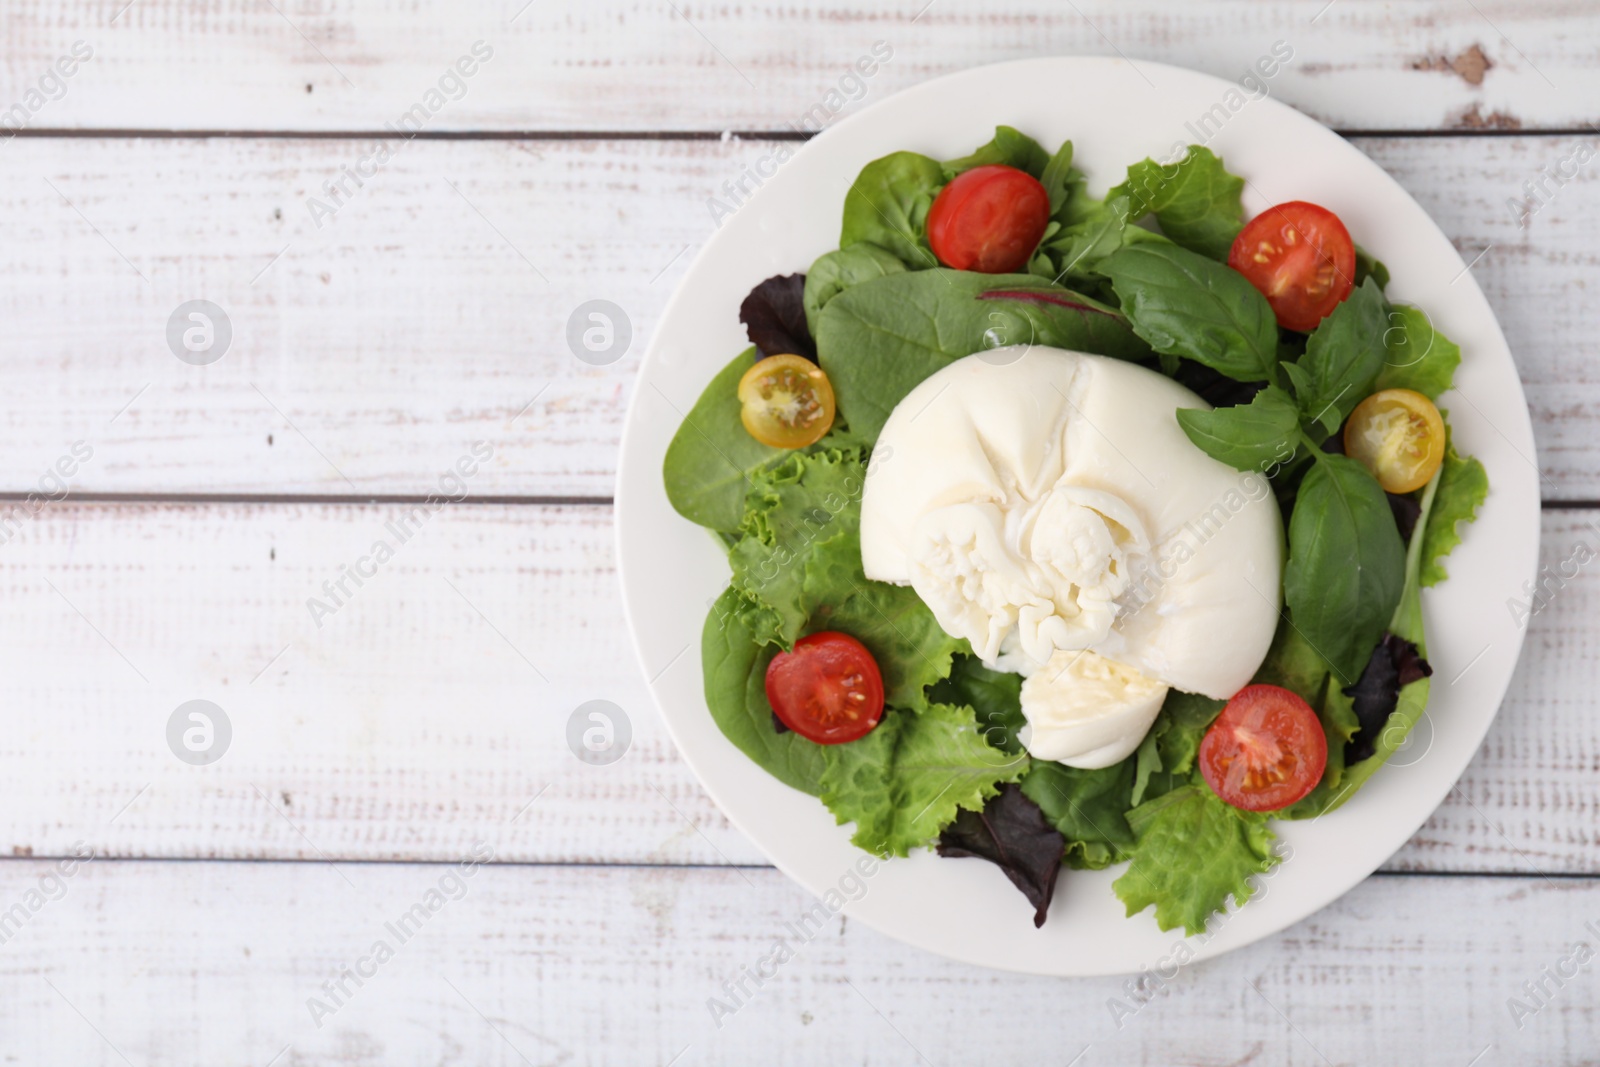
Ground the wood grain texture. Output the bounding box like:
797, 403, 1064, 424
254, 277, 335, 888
0, 133, 1594, 497
0, 858, 1594, 1065
0, 500, 1588, 875
2, 0, 1597, 133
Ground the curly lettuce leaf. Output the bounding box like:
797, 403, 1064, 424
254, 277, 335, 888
728, 449, 867, 646
1113, 785, 1280, 935
1419, 430, 1488, 588
820, 703, 1029, 857
928, 654, 1026, 754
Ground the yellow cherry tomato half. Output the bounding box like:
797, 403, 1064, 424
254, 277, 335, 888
737, 354, 836, 449
1343, 388, 1446, 494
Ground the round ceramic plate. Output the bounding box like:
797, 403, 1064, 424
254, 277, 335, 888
615, 56, 1540, 976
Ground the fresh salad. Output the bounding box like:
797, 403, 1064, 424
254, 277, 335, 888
662, 126, 1487, 933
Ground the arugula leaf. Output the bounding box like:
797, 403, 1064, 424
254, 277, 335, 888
943, 125, 1050, 179
1284, 454, 1406, 685
840, 151, 944, 269
802, 242, 907, 337
1041, 196, 1132, 287
701, 587, 827, 795
815, 269, 1150, 443
800, 531, 965, 709
937, 783, 1065, 927
1130, 689, 1224, 807
1420, 428, 1488, 588
1099, 242, 1277, 382
1375, 304, 1462, 400
662, 347, 786, 531
1108, 145, 1245, 260
1020, 759, 1137, 870
1113, 785, 1279, 935
729, 449, 866, 646
929, 654, 1027, 754
1294, 278, 1388, 435
819, 703, 1029, 857
1037, 139, 1078, 215
1176, 385, 1300, 471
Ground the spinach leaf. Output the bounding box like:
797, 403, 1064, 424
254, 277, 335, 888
1176, 385, 1300, 471
1293, 278, 1388, 435
1375, 304, 1462, 400
929, 654, 1027, 754
943, 125, 1050, 179
1419, 427, 1488, 588
1020, 758, 1138, 870
819, 703, 1029, 857
815, 269, 1150, 443
840, 151, 944, 269
1354, 245, 1390, 290
1108, 145, 1245, 261
701, 587, 827, 795
1283, 454, 1406, 684
1113, 784, 1279, 935
937, 784, 1065, 927
802, 242, 907, 337
1099, 242, 1277, 382
662, 347, 786, 531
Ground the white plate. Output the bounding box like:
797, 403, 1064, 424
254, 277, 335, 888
615, 57, 1540, 976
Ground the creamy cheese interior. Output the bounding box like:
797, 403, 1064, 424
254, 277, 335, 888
860, 347, 1284, 768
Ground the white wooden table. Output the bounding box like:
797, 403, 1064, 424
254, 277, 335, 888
1, 2, 1595, 1062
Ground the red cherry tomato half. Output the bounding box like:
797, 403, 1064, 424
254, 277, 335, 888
927, 164, 1051, 274
1227, 201, 1357, 332
765, 632, 885, 745
1199, 684, 1328, 812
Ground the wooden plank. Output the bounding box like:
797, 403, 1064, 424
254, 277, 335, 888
0, 500, 1591, 874
4, 1, 1597, 133
0, 133, 1595, 498
0, 858, 1593, 1063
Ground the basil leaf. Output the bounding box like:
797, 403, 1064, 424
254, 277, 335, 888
1107, 145, 1245, 261
662, 347, 785, 531
840, 151, 944, 269
1175, 385, 1300, 471
943, 125, 1050, 179
1099, 242, 1277, 382
1293, 278, 1388, 435
1284, 454, 1406, 684
1375, 304, 1462, 400
816, 269, 1151, 443
801, 242, 907, 337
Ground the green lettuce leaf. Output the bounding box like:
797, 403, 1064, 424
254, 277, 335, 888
820, 703, 1029, 856
1375, 304, 1461, 400
728, 449, 867, 646
800, 532, 965, 709
1420, 429, 1488, 588
1107, 145, 1245, 261
1113, 785, 1279, 934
